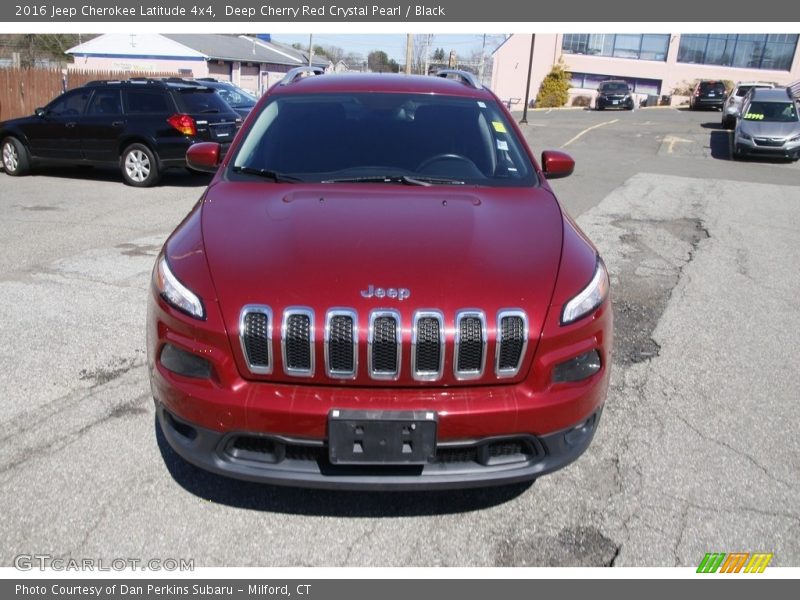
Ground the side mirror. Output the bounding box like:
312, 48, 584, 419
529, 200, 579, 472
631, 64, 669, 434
541, 150, 575, 179
186, 142, 221, 173
35, 107, 45, 117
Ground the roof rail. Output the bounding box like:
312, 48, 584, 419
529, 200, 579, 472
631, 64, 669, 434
433, 69, 483, 90
789, 80, 800, 100
280, 66, 325, 86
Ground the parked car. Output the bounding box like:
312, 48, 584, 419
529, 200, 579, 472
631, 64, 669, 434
733, 87, 800, 161
721, 81, 775, 129
689, 80, 728, 110
148, 67, 613, 490
595, 80, 634, 110
0, 79, 241, 187
195, 78, 259, 118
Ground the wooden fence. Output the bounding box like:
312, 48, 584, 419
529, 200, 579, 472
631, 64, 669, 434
0, 67, 179, 121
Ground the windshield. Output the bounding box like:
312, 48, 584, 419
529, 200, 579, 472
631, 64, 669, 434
743, 101, 799, 122
230, 92, 536, 187
700, 82, 726, 94
216, 86, 257, 108
600, 83, 629, 93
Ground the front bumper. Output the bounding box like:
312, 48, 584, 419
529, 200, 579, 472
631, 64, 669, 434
157, 401, 603, 490
597, 97, 634, 109
736, 137, 800, 159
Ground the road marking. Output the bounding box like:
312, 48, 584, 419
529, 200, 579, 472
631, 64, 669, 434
662, 135, 693, 153
562, 119, 618, 147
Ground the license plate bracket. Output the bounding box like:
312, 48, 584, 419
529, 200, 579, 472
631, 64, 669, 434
328, 410, 437, 465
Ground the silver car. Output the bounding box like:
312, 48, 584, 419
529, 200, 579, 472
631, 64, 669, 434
734, 87, 800, 161
721, 81, 774, 129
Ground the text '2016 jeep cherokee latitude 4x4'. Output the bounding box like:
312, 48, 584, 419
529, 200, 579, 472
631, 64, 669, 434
148, 68, 613, 490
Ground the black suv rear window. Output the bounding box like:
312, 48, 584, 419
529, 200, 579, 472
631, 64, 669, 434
699, 82, 726, 93
124, 90, 171, 114
231, 92, 536, 187
174, 89, 232, 114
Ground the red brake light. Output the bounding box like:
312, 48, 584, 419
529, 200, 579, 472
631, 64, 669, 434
168, 114, 197, 136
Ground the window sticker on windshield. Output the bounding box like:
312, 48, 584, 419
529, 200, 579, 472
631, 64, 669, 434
492, 121, 507, 133
745, 113, 765, 120
477, 101, 486, 108
497, 140, 509, 151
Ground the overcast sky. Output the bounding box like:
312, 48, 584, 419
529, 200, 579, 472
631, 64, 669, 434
270, 33, 507, 62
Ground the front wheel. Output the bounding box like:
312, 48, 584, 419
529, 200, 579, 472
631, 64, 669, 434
121, 143, 160, 187
2, 137, 31, 176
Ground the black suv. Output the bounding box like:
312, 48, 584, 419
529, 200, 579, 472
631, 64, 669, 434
595, 80, 634, 110
0, 79, 241, 187
689, 80, 728, 110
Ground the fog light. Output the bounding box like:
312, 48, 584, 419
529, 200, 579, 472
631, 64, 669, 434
553, 349, 601, 383
160, 344, 212, 379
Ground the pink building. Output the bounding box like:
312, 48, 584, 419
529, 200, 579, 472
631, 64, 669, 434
491, 33, 800, 107
66, 33, 329, 96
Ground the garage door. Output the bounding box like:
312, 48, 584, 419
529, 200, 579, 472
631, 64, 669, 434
207, 62, 231, 81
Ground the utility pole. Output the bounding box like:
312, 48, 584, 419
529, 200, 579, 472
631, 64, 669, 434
478, 34, 486, 84
520, 34, 535, 125
405, 34, 413, 75
308, 33, 313, 66
423, 34, 432, 75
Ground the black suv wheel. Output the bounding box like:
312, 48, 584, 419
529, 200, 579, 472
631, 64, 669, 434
1, 137, 30, 176
121, 143, 160, 187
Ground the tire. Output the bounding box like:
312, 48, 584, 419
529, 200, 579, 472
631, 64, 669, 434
2, 136, 31, 176
121, 143, 160, 187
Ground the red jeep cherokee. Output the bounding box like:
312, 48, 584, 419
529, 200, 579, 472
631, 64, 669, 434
147, 68, 612, 490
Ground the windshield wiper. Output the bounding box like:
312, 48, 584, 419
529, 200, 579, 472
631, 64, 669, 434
232, 166, 304, 182
322, 175, 464, 186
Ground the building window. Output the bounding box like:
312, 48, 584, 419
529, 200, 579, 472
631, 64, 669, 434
562, 34, 669, 62
677, 34, 798, 71
569, 72, 662, 96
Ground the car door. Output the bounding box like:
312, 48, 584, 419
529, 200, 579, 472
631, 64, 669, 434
80, 88, 124, 163
25, 88, 90, 160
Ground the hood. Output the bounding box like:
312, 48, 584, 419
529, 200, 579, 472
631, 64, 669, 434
200, 183, 564, 385
740, 120, 800, 138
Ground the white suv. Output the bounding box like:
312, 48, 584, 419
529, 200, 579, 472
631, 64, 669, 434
722, 81, 775, 129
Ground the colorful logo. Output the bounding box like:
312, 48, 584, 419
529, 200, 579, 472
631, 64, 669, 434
697, 552, 773, 573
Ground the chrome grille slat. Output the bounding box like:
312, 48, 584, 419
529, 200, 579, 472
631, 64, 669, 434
325, 309, 357, 379
495, 310, 528, 378
412, 311, 445, 381
281, 308, 314, 377
454, 310, 487, 380
239, 305, 273, 374
368, 310, 401, 380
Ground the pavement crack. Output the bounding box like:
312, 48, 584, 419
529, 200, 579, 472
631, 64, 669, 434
341, 522, 379, 566
673, 413, 794, 490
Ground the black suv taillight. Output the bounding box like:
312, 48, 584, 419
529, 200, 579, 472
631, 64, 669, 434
167, 114, 197, 136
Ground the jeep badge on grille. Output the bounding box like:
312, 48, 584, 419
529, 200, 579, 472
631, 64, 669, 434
360, 285, 411, 301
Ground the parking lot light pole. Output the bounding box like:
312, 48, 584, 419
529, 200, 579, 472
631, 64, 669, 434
520, 34, 535, 125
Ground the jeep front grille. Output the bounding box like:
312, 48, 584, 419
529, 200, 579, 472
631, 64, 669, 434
239, 306, 529, 381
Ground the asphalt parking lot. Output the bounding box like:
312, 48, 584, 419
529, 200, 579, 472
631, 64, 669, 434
1, 106, 798, 568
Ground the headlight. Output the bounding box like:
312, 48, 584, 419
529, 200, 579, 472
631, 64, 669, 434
789, 134, 800, 142
561, 259, 609, 325
154, 256, 205, 319
738, 131, 752, 141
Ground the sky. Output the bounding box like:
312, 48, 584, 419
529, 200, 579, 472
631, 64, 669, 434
270, 33, 507, 63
